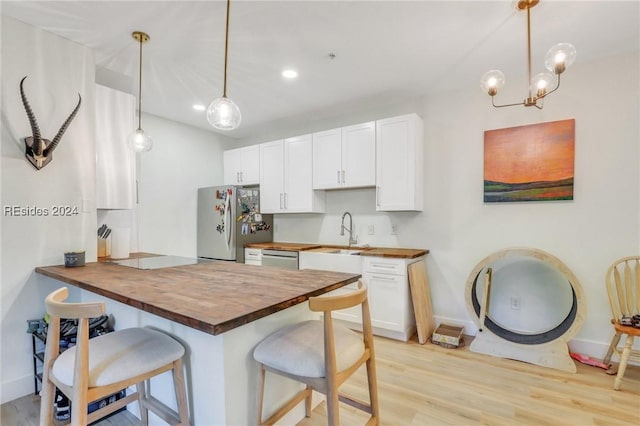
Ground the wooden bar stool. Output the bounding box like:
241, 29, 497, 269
253, 280, 379, 426
39, 287, 189, 426
603, 256, 640, 390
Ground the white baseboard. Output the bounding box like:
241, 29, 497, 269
1, 374, 35, 405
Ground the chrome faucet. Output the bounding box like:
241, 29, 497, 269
340, 211, 357, 247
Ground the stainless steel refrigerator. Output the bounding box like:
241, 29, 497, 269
197, 186, 273, 263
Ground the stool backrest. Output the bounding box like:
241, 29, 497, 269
45, 287, 105, 319
606, 256, 640, 320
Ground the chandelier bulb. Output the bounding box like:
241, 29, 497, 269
128, 128, 153, 152
480, 70, 506, 96
545, 43, 576, 75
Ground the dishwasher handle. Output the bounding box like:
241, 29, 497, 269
262, 249, 299, 258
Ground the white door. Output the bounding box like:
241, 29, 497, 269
259, 141, 285, 213
376, 116, 413, 210
342, 121, 375, 188
223, 149, 241, 185
241, 145, 260, 185
285, 135, 313, 212
312, 128, 342, 189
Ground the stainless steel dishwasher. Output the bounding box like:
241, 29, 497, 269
261, 249, 299, 270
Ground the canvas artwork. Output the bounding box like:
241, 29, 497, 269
484, 119, 575, 202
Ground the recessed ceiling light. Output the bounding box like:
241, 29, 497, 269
282, 69, 298, 79
193, 104, 206, 111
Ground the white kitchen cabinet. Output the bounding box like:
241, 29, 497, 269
259, 136, 325, 214
244, 248, 262, 266
376, 114, 424, 211
299, 250, 419, 341
95, 84, 136, 209
223, 145, 260, 185
312, 121, 375, 189
362, 256, 419, 341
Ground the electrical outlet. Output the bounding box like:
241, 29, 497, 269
367, 224, 375, 235
391, 224, 397, 235
510, 296, 521, 310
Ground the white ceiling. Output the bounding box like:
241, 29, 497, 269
2, 1, 639, 139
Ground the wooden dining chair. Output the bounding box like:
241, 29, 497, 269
603, 256, 640, 390
40, 287, 189, 425
253, 280, 379, 426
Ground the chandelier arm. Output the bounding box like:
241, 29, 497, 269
526, 4, 533, 100
491, 97, 526, 108
539, 73, 561, 100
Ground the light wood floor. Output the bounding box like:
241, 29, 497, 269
3, 335, 639, 426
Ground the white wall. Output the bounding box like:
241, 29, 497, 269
1, 17, 96, 403
240, 51, 640, 358
136, 113, 231, 257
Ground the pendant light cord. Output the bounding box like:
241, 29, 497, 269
137, 35, 143, 130
223, 0, 230, 98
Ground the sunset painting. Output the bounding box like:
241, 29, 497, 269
484, 119, 575, 202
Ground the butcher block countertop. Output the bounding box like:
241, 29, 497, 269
35, 259, 360, 336
246, 242, 428, 259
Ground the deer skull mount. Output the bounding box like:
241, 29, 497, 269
20, 76, 82, 170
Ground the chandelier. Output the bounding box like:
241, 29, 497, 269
207, 0, 241, 130
480, 0, 576, 109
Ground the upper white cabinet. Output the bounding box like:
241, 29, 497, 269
223, 145, 260, 185
260, 136, 325, 214
95, 84, 136, 210
376, 114, 424, 211
312, 121, 375, 189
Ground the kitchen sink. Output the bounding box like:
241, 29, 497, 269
325, 249, 362, 255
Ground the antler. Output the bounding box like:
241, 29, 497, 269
44, 93, 82, 157
19, 76, 43, 155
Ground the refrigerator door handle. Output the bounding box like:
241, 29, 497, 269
225, 193, 232, 248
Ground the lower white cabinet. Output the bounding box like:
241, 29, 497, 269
300, 251, 419, 341
362, 256, 418, 341
244, 248, 262, 266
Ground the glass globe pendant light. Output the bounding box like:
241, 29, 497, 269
480, 0, 576, 109
207, 0, 241, 130
128, 31, 153, 152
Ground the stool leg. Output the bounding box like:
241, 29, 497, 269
304, 385, 312, 417
136, 381, 148, 426
256, 365, 266, 425
326, 385, 340, 426
172, 359, 189, 425
614, 334, 634, 390
603, 331, 622, 365
39, 378, 55, 426
366, 355, 380, 422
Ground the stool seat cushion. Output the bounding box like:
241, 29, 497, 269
253, 320, 364, 378
52, 327, 185, 388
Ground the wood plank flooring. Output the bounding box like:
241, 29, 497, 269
3, 335, 639, 425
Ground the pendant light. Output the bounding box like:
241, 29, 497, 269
207, 0, 241, 130
480, 0, 576, 109
128, 31, 153, 152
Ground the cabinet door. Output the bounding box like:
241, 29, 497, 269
312, 128, 342, 189
259, 141, 285, 213
342, 121, 375, 188
364, 272, 405, 332
376, 114, 423, 211
223, 149, 241, 185
96, 85, 136, 209
240, 145, 260, 185
284, 135, 314, 212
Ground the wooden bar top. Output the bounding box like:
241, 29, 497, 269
35, 260, 360, 336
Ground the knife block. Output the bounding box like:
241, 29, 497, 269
98, 238, 110, 258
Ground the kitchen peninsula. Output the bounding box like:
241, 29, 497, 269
35, 258, 360, 425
